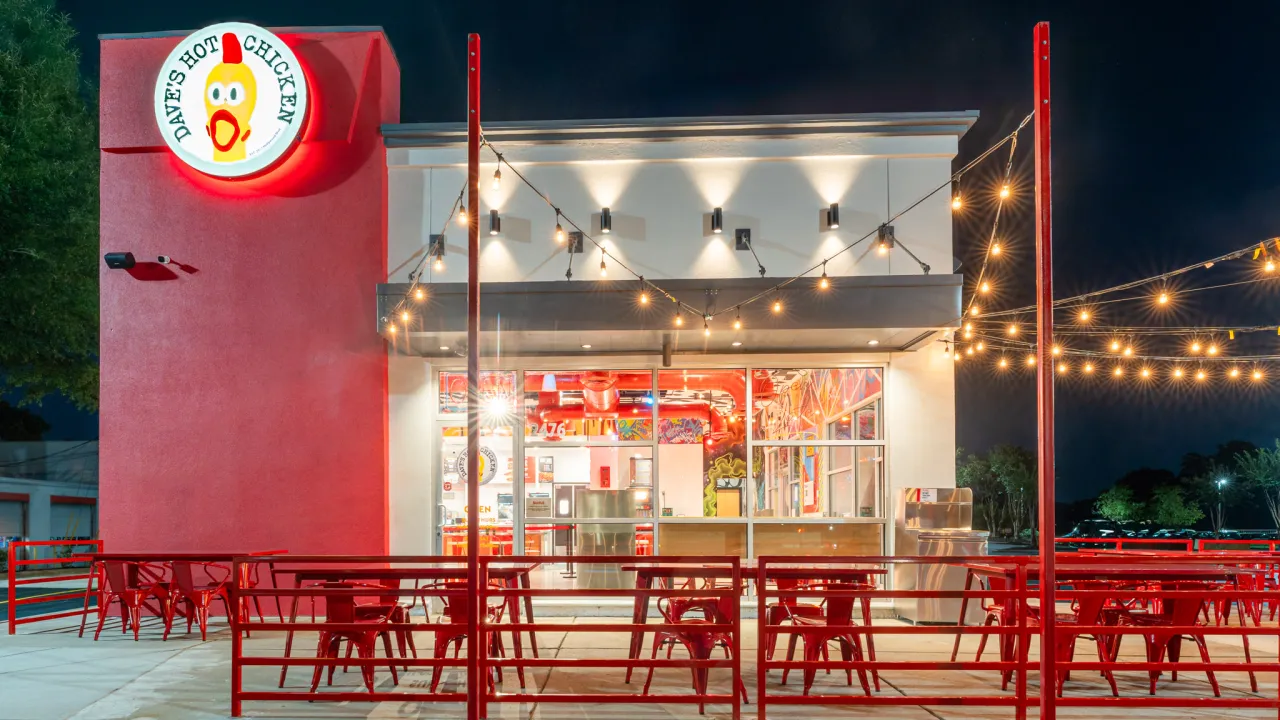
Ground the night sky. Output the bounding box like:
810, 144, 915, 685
49, 1, 1280, 500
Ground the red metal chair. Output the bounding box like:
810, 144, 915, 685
641, 587, 749, 714
1115, 581, 1221, 697
93, 561, 173, 641
422, 581, 508, 693
1040, 581, 1120, 697
309, 583, 398, 693
778, 582, 872, 697
167, 561, 232, 641
348, 578, 418, 671
764, 578, 824, 662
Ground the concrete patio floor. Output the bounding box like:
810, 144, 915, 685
2, 614, 1275, 720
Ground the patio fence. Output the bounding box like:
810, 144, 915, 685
5, 539, 101, 634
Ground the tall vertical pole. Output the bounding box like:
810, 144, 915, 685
1033, 21, 1056, 720
465, 32, 482, 720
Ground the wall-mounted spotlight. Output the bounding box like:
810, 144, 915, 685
600, 207, 612, 234
826, 203, 840, 230
711, 207, 724, 234
489, 209, 501, 236
104, 252, 136, 269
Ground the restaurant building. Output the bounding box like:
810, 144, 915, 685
98, 25, 972, 584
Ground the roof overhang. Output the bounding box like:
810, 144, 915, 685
377, 274, 960, 358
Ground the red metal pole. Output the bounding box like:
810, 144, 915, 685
1033, 21, 1056, 720
465, 32, 482, 720
7, 542, 15, 634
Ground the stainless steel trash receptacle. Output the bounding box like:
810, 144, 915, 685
894, 488, 989, 624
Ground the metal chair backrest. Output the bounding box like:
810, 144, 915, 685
102, 561, 132, 593
321, 582, 357, 624
170, 561, 197, 594
814, 582, 860, 626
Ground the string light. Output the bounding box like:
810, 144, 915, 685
965, 322, 974, 333
1173, 367, 1184, 378
1254, 369, 1264, 381
819, 263, 830, 290
433, 255, 445, 272
999, 357, 1009, 368
733, 308, 742, 330
954, 352, 962, 363
963, 329, 973, 339
1123, 346, 1133, 357
970, 306, 981, 317
386, 323, 397, 334
980, 281, 991, 294
1052, 345, 1062, 356
991, 242, 1002, 256
674, 311, 684, 327
1157, 292, 1170, 305
1196, 369, 1207, 381
1140, 367, 1151, 379
1110, 340, 1122, 352
999, 184, 1010, 199
966, 346, 975, 356
492, 167, 501, 190
1207, 344, 1219, 356
599, 256, 608, 277
639, 290, 649, 305
1057, 362, 1068, 374
1026, 355, 1036, 366
1190, 341, 1202, 353
1229, 367, 1240, 378
1007, 324, 1019, 336
457, 205, 468, 226
1083, 362, 1094, 374
1113, 366, 1123, 377
1079, 309, 1091, 322
400, 311, 410, 323
951, 180, 962, 211
975, 341, 985, 351
1268, 260, 1277, 273
772, 297, 783, 314
414, 288, 425, 301
704, 319, 711, 337
555, 214, 566, 244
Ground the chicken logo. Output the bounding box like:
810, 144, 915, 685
204, 33, 256, 163
154, 23, 308, 178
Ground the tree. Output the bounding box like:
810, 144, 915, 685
1236, 441, 1280, 529
957, 449, 1003, 535
989, 445, 1036, 543
1187, 462, 1244, 536
1114, 468, 1178, 505
1094, 485, 1142, 524
0, 0, 99, 409
1148, 485, 1203, 528
0, 400, 50, 440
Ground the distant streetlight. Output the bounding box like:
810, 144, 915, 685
1215, 477, 1229, 537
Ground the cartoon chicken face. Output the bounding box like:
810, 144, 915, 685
204, 32, 257, 162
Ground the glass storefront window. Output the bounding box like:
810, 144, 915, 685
658, 522, 747, 558
523, 370, 653, 443
753, 522, 883, 558
438, 424, 514, 555
752, 368, 882, 441
656, 369, 747, 518
523, 446, 654, 521
751, 445, 884, 519
439, 370, 517, 416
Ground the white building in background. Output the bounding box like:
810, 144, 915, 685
0, 441, 99, 547
377, 113, 974, 576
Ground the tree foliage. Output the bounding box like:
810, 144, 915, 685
1186, 462, 1244, 535
957, 449, 1003, 534
989, 445, 1036, 541
1235, 441, 1280, 529
0, 0, 99, 409
1148, 485, 1203, 528
1094, 485, 1142, 524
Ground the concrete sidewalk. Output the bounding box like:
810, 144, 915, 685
1, 613, 1275, 720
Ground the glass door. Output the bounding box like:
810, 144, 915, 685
436, 422, 517, 557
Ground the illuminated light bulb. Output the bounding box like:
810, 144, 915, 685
639, 291, 649, 305
400, 311, 410, 323
414, 288, 425, 301
1110, 340, 1121, 352
1140, 367, 1151, 379
1058, 363, 1068, 374
991, 243, 1002, 256
966, 347, 974, 356
1173, 367, 1184, 378
999, 184, 1010, 199
963, 330, 973, 339
1157, 292, 1170, 305
1079, 310, 1091, 322
1253, 369, 1264, 381
999, 357, 1008, 368
433, 256, 445, 272
457, 206, 468, 226
1268, 260, 1277, 273
704, 322, 711, 338
492, 167, 501, 190
819, 270, 830, 290
952, 194, 962, 211
1007, 324, 1019, 336
1113, 366, 1123, 377
555, 222, 566, 244
1052, 345, 1062, 356
970, 306, 980, 316
1190, 341, 1202, 353
954, 352, 962, 363
773, 298, 783, 314
1229, 367, 1240, 378
599, 258, 608, 277
733, 312, 742, 330
980, 281, 991, 294
386, 323, 397, 334
877, 244, 889, 256
965, 322, 974, 332
975, 341, 985, 352
1196, 369, 1207, 381
674, 313, 684, 327
1083, 362, 1094, 374
1026, 355, 1036, 366
1207, 344, 1219, 356
1123, 346, 1133, 357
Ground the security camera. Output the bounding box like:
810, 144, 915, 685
104, 252, 136, 270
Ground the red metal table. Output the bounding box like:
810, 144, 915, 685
620, 561, 886, 684
274, 563, 541, 688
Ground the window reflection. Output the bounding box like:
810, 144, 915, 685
656, 369, 747, 518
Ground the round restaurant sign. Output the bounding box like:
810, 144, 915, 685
455, 446, 499, 486
153, 23, 308, 178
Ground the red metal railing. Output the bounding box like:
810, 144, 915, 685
1057, 537, 1196, 552
6, 539, 102, 634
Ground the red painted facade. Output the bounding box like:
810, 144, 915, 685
99, 29, 399, 553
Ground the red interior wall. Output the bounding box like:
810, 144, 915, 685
98, 29, 399, 553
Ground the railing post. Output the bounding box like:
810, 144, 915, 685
731, 557, 741, 720
1015, 561, 1028, 720
6, 542, 15, 634
756, 557, 768, 720
230, 557, 242, 717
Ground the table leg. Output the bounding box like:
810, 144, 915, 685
506, 576, 527, 689
625, 572, 652, 683
520, 569, 539, 658
858, 573, 880, 691
278, 580, 301, 688
950, 569, 975, 662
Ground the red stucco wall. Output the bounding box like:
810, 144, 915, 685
98, 29, 398, 553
